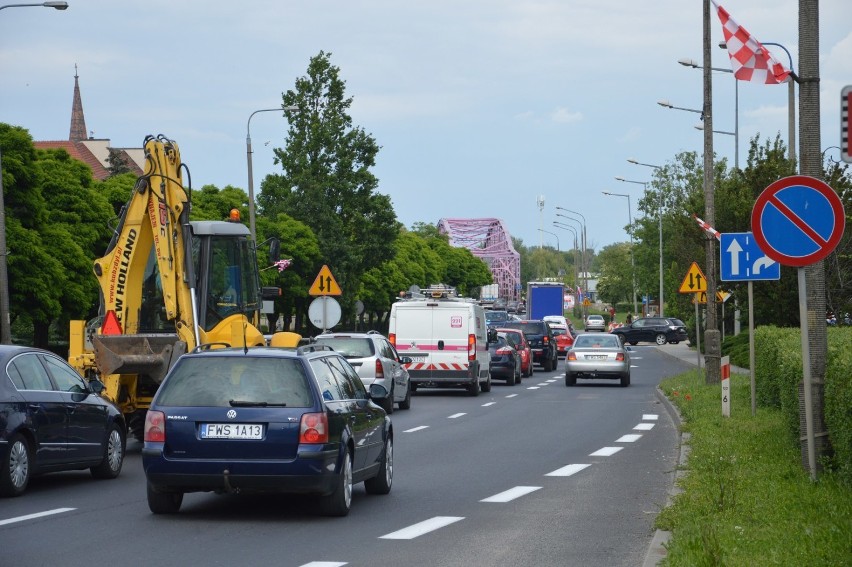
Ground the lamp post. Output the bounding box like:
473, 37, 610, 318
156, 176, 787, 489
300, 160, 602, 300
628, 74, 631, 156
0, 0, 69, 345
246, 105, 298, 241
537, 228, 559, 252
602, 191, 637, 315
555, 206, 588, 318
694, 123, 735, 136
678, 57, 739, 169
553, 221, 579, 289
625, 158, 665, 316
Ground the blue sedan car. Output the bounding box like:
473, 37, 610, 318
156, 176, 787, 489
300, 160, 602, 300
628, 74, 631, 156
142, 344, 393, 516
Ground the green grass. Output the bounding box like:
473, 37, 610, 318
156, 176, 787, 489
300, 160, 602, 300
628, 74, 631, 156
656, 371, 852, 566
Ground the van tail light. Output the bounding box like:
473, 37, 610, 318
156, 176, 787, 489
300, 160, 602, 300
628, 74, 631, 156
375, 359, 384, 379
616, 353, 625, 361
144, 410, 166, 443
300, 412, 329, 443
468, 333, 476, 361
388, 333, 396, 347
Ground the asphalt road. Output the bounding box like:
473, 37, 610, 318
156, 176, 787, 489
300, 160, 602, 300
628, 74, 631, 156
0, 344, 695, 567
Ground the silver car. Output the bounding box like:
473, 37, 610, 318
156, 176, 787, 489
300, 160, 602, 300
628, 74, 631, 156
313, 331, 412, 413
565, 333, 631, 387
584, 314, 607, 332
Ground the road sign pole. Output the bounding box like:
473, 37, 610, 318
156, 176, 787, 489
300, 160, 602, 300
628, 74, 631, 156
748, 281, 756, 417
695, 297, 701, 379
798, 268, 817, 481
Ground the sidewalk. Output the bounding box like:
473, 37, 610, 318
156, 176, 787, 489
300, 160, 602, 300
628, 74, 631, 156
655, 340, 749, 374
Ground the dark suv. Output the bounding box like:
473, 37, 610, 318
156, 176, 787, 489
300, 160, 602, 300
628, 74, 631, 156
498, 320, 558, 371
611, 317, 688, 346
143, 344, 393, 516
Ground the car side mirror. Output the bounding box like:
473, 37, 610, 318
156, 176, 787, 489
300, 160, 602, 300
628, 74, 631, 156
368, 383, 389, 400
88, 378, 106, 395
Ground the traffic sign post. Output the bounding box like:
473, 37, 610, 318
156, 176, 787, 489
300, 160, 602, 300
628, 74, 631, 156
752, 175, 846, 481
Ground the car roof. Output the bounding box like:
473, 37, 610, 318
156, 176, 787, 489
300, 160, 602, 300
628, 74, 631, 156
185, 345, 336, 360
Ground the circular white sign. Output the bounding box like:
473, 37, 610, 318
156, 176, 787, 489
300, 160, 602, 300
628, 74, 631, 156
308, 296, 342, 330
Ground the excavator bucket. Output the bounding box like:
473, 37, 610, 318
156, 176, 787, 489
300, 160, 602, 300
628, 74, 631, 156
92, 334, 187, 384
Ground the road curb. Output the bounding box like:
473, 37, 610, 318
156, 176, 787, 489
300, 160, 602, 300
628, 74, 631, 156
642, 385, 689, 567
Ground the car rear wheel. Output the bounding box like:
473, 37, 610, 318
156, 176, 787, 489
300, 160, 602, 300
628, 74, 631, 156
630, 341, 638, 346
621, 373, 631, 387
655, 333, 667, 346
147, 483, 183, 514
91, 423, 126, 479
364, 437, 393, 495
398, 383, 411, 410
320, 446, 353, 516
0, 434, 31, 497
565, 372, 577, 386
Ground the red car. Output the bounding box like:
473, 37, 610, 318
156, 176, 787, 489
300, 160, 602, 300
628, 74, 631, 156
549, 323, 575, 357
496, 328, 534, 377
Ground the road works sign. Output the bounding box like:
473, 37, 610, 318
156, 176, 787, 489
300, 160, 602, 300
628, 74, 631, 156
720, 232, 781, 281
751, 175, 846, 267
692, 290, 731, 304
309, 265, 342, 296
678, 262, 707, 294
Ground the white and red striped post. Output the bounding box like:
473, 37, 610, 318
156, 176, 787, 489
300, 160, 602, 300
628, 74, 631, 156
721, 355, 731, 417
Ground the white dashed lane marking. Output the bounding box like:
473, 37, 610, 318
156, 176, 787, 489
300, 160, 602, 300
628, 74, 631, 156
404, 426, 429, 433
527, 386, 541, 390
616, 434, 643, 443
634, 423, 655, 431
481, 486, 542, 503
380, 517, 465, 540
643, 414, 659, 420
545, 463, 591, 477
482, 402, 496, 407
0, 508, 76, 527
590, 446, 623, 457
448, 413, 466, 419
505, 394, 518, 398
300, 563, 347, 567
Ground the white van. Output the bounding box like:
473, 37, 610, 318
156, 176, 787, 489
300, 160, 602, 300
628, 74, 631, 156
388, 286, 491, 396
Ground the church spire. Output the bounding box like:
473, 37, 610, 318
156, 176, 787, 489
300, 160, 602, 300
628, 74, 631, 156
69, 64, 87, 142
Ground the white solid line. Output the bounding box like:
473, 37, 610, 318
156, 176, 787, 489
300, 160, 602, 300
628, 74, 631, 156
634, 423, 655, 431
379, 516, 465, 540
448, 413, 466, 419
616, 434, 643, 443
300, 563, 347, 567
481, 486, 542, 503
505, 394, 518, 398
0, 508, 76, 527
642, 414, 659, 420
403, 426, 429, 433
545, 463, 591, 477
590, 446, 623, 457
482, 402, 496, 407
527, 386, 541, 390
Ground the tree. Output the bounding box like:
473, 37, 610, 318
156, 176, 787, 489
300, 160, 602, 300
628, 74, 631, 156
595, 242, 633, 306
258, 51, 400, 326
106, 147, 133, 177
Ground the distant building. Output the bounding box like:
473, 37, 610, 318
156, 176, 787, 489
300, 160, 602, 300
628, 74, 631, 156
33, 68, 144, 181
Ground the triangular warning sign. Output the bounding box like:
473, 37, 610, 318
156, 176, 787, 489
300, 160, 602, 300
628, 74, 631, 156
678, 262, 707, 294
102, 310, 123, 335
309, 265, 342, 296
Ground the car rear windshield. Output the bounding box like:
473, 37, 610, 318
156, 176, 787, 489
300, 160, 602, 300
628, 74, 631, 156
500, 321, 546, 334
574, 335, 621, 349
486, 311, 509, 323
668, 319, 686, 327
313, 337, 375, 358
156, 356, 313, 407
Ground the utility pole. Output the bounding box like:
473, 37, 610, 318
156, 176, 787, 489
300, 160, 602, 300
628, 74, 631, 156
702, 0, 721, 384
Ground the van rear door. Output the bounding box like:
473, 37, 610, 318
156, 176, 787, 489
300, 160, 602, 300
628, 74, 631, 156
392, 304, 434, 380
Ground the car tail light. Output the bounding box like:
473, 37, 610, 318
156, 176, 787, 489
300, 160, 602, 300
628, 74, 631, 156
144, 410, 166, 443
300, 412, 329, 443
388, 333, 396, 347
468, 333, 476, 361
543, 336, 549, 344
496, 347, 513, 356
567, 352, 577, 361
616, 353, 625, 361
375, 359, 384, 379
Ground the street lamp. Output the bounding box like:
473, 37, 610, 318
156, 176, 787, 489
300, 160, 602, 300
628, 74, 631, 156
694, 123, 735, 136
678, 57, 739, 169
537, 228, 559, 251
0, 1, 69, 345
657, 99, 704, 117
555, 206, 588, 317
624, 157, 665, 317
553, 222, 579, 290
602, 191, 637, 315
246, 105, 298, 241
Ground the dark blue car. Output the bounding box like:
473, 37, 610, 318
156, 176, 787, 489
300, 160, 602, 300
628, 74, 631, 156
142, 344, 393, 516
488, 335, 521, 385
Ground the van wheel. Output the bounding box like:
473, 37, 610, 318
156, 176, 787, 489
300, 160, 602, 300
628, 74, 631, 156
468, 378, 481, 396
481, 374, 492, 393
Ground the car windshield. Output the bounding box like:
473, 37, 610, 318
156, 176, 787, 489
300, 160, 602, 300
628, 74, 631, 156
574, 335, 621, 349
500, 321, 546, 334
156, 356, 313, 407
313, 337, 375, 358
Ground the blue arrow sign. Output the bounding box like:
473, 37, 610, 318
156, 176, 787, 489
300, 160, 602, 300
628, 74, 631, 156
720, 232, 781, 281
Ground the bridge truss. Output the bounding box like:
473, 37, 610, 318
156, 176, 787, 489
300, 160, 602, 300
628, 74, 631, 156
438, 218, 521, 301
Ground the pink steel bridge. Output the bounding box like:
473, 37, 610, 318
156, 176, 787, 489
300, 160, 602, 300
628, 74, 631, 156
438, 218, 521, 301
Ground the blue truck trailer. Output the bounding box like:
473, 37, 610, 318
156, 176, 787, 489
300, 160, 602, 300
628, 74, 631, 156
526, 282, 566, 321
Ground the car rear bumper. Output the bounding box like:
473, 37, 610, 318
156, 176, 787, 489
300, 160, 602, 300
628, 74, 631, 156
565, 361, 629, 378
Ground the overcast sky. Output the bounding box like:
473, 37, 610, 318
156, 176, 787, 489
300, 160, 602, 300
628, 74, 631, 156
1, 0, 850, 255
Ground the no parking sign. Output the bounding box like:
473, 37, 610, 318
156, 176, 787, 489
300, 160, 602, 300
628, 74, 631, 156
751, 175, 845, 267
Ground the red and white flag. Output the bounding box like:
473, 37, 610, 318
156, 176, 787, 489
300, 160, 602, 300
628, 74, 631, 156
711, 0, 791, 85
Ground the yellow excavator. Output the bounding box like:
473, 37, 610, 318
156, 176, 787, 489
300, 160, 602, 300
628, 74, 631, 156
68, 134, 286, 438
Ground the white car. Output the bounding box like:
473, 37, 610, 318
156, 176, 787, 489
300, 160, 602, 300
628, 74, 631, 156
585, 314, 607, 332
543, 315, 569, 328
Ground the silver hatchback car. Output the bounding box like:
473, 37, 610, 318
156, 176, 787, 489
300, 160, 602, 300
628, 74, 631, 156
313, 331, 412, 413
